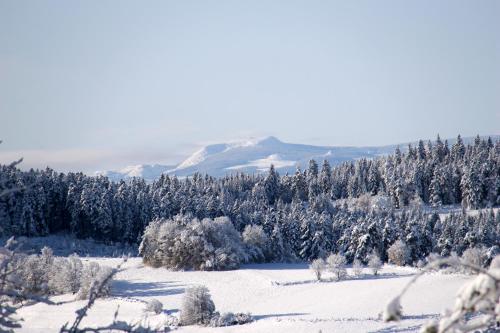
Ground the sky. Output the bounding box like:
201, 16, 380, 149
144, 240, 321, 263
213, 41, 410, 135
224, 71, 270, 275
0, 0, 499, 173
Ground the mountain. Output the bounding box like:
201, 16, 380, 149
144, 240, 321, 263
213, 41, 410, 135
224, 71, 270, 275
98, 135, 499, 180
96, 164, 175, 182
96, 136, 398, 180
164, 136, 398, 177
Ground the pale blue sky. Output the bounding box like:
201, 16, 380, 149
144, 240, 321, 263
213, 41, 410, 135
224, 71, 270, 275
1, 1, 499, 172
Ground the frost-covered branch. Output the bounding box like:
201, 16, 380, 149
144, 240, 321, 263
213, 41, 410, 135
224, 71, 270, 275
62, 306, 160, 333
383, 256, 500, 333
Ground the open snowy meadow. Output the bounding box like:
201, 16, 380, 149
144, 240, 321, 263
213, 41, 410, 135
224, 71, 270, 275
18, 257, 470, 333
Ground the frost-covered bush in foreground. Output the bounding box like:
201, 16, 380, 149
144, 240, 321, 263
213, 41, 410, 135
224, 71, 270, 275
144, 299, 163, 314
12, 247, 114, 300
49, 254, 83, 294
326, 253, 347, 281
77, 262, 113, 300
139, 215, 248, 270
180, 285, 252, 327
180, 286, 216, 326
310, 258, 326, 281
384, 255, 500, 333
0, 238, 57, 332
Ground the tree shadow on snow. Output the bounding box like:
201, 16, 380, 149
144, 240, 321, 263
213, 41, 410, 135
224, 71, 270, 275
112, 280, 185, 298
369, 325, 422, 333
353, 272, 415, 281
240, 263, 310, 270
165, 308, 179, 315
403, 313, 438, 320
272, 272, 415, 286
253, 312, 309, 320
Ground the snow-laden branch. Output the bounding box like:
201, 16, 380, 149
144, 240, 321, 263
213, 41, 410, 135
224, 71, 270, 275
383, 256, 500, 333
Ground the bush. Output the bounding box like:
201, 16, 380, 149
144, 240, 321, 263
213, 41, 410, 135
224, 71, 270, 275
15, 247, 114, 300
310, 258, 326, 281
144, 299, 163, 314
461, 247, 485, 274
180, 286, 252, 327
49, 254, 83, 294
180, 286, 216, 326
139, 215, 247, 271
242, 225, 269, 262
77, 262, 112, 300
368, 251, 382, 275
387, 240, 410, 266
209, 312, 253, 327
326, 253, 347, 281
352, 259, 363, 277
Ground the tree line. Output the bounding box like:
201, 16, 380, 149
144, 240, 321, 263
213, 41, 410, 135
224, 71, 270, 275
0, 135, 498, 263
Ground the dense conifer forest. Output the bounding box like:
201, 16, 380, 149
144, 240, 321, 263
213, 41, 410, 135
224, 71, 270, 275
1, 135, 499, 264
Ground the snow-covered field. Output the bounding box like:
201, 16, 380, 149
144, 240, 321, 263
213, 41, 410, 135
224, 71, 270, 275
18, 258, 471, 333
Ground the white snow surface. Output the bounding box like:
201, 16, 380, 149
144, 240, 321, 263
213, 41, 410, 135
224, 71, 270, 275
226, 154, 297, 172
18, 258, 471, 333
96, 164, 174, 182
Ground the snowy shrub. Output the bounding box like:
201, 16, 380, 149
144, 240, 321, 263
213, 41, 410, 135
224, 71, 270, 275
352, 259, 363, 277
180, 286, 216, 326
48, 254, 83, 294
144, 299, 163, 314
179, 285, 252, 327
0, 238, 61, 331
40, 246, 54, 265
77, 262, 101, 300
242, 224, 269, 262
17, 246, 56, 296
76, 262, 113, 300
209, 312, 253, 327
14, 247, 113, 300
139, 215, 247, 271
310, 258, 326, 281
387, 240, 409, 266
368, 251, 382, 275
461, 247, 485, 274
326, 253, 347, 281
20, 254, 49, 295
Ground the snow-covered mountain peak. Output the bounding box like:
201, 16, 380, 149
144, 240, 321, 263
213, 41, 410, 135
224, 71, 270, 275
97, 135, 499, 181
255, 136, 283, 146
176, 143, 227, 170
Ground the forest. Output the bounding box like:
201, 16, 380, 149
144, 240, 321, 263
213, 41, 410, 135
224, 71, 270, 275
0, 135, 499, 265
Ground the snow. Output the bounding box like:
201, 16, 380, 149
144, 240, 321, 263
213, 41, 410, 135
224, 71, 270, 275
226, 154, 297, 172
96, 164, 174, 182
176, 148, 211, 170
17, 258, 471, 333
